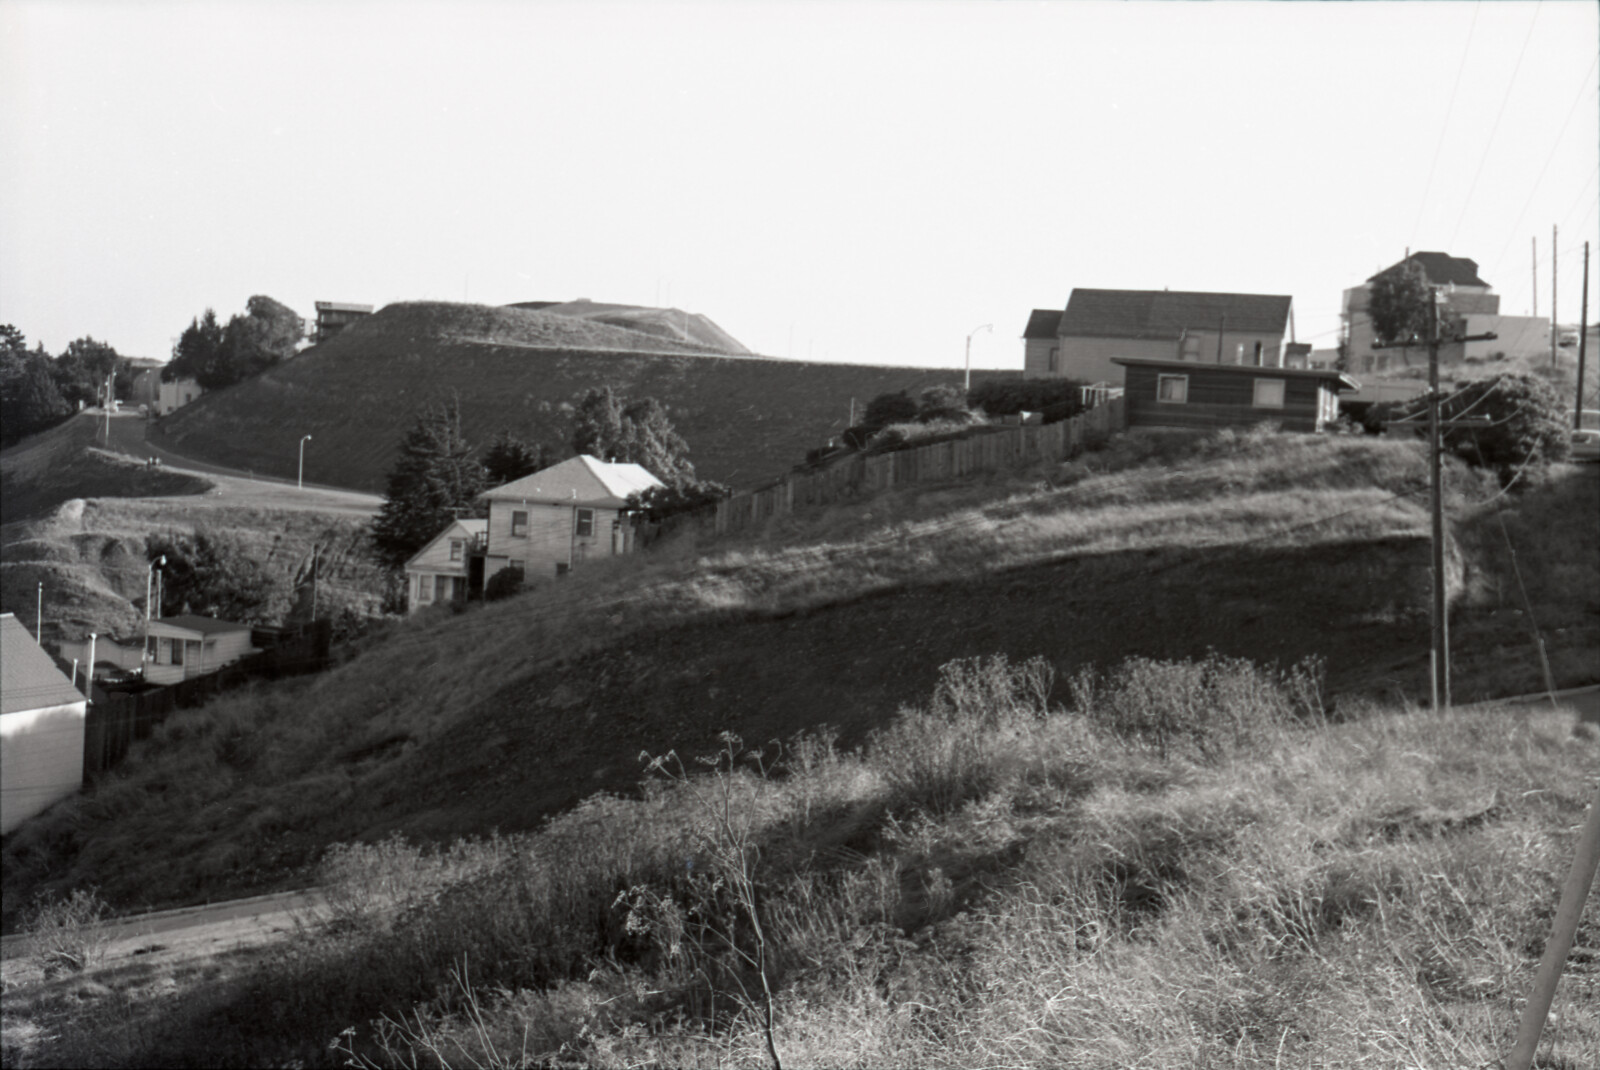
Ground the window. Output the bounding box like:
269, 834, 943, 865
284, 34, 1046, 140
1253, 341, 1264, 367
449, 539, 463, 562
555, 561, 570, 576
575, 508, 595, 537
1362, 356, 1376, 373
1253, 379, 1286, 408
1048, 347, 1060, 373
417, 575, 431, 602
1156, 374, 1189, 403
1180, 336, 1202, 361
435, 575, 450, 601
169, 637, 183, 666
511, 510, 528, 537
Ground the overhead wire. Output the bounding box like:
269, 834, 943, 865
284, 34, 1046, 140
1410, 0, 1484, 253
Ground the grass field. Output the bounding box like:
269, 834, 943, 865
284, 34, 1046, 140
148, 300, 1017, 491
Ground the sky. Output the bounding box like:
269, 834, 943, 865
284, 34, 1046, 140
2, 0, 1596, 370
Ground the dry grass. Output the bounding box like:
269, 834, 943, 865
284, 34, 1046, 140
10, 655, 1594, 1068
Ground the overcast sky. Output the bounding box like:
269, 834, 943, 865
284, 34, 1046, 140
2, 1, 1596, 368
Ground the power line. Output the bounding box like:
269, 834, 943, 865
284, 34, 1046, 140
1410, 0, 1484, 252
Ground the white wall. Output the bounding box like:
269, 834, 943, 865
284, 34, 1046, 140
1, 701, 87, 834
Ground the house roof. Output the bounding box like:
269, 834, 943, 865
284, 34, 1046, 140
1059, 289, 1293, 340
1, 613, 86, 715
1023, 309, 1064, 339
403, 518, 488, 571
479, 454, 666, 506
1111, 357, 1361, 391
315, 301, 374, 313
145, 615, 253, 637
1368, 252, 1488, 288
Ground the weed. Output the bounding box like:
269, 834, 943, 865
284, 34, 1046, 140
21, 887, 112, 977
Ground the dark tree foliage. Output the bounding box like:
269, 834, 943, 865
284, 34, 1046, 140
966, 378, 1090, 419
52, 336, 122, 407
146, 529, 283, 623
168, 297, 302, 391
626, 480, 731, 524
1367, 262, 1433, 347
1395, 373, 1570, 475
861, 390, 919, 429
481, 430, 553, 487
914, 383, 969, 422
167, 309, 225, 384
371, 399, 487, 570
570, 387, 696, 486
0, 327, 72, 446
483, 568, 525, 602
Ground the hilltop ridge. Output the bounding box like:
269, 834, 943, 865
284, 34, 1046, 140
150, 300, 1015, 491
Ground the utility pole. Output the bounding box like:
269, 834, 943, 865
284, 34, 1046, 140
36, 582, 43, 642
1216, 314, 1226, 363
310, 544, 319, 622
1577, 242, 1590, 429
1375, 295, 1495, 710
964, 324, 992, 394
1552, 224, 1559, 367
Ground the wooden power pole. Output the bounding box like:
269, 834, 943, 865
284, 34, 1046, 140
1578, 242, 1591, 429
1552, 224, 1559, 367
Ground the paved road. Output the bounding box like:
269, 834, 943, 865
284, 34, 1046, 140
95, 411, 381, 516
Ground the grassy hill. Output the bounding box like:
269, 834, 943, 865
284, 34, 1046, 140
148, 300, 1015, 491
3, 430, 1595, 1066
507, 298, 753, 353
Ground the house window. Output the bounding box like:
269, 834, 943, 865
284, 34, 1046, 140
1157, 374, 1189, 403
1253, 341, 1264, 367
417, 576, 431, 602
169, 637, 183, 666
1180, 336, 1202, 362
1253, 379, 1286, 408
449, 539, 464, 562
1048, 347, 1060, 373
575, 508, 595, 537
555, 561, 570, 576
511, 510, 528, 537
1362, 356, 1376, 373
435, 575, 450, 601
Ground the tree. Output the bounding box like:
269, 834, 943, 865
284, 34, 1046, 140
146, 529, 283, 623
52, 336, 121, 407
481, 430, 553, 487
1366, 262, 1433, 347
0, 328, 72, 446
861, 390, 919, 429
627, 480, 731, 524
370, 399, 487, 570
570, 387, 696, 485
167, 309, 225, 384
1395, 373, 1569, 475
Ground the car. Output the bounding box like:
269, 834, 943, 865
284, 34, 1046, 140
1572, 428, 1600, 463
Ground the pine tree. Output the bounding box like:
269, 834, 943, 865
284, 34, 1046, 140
570, 387, 695, 485
370, 399, 486, 570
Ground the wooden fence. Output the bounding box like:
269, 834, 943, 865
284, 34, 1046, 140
714, 398, 1124, 536
82, 620, 332, 779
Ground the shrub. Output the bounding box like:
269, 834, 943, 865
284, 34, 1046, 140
22, 887, 112, 976
967, 378, 1090, 419
862, 391, 920, 429
627, 479, 730, 524
483, 568, 524, 602
1392, 373, 1570, 476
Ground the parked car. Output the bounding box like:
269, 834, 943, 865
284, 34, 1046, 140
1572, 428, 1600, 463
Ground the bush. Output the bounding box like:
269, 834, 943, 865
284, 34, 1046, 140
627, 479, 730, 524
1392, 373, 1570, 476
967, 378, 1091, 419
483, 568, 524, 602
22, 887, 112, 976
862, 391, 920, 429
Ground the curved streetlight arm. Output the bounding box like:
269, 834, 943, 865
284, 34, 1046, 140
965, 323, 994, 393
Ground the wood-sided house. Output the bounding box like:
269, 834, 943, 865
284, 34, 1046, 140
478, 455, 665, 588
142, 615, 258, 686
404, 518, 488, 613
1, 613, 89, 834
1112, 358, 1359, 433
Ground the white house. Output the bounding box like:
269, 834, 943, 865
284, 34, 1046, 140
1024, 290, 1295, 385
141, 615, 258, 686
156, 376, 203, 416
478, 455, 664, 585
404, 518, 487, 613
1, 613, 89, 834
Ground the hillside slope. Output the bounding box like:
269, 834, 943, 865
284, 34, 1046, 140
507, 298, 753, 353
149, 300, 1013, 491
11, 432, 1596, 927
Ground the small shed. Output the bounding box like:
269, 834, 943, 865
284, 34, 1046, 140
404, 518, 488, 612
1112, 358, 1359, 433
142, 615, 259, 686
2, 613, 89, 834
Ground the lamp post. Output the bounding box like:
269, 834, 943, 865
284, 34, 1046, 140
143, 555, 165, 679
298, 434, 313, 489
965, 323, 993, 394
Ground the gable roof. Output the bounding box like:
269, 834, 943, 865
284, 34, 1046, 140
403, 518, 488, 571
1368, 252, 1488, 288
1, 614, 86, 715
1059, 290, 1292, 340
1111, 357, 1360, 391
146, 615, 253, 637
479, 454, 665, 506
1024, 309, 1063, 339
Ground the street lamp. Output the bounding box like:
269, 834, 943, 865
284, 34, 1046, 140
965, 323, 993, 394
298, 434, 313, 489
142, 555, 165, 679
